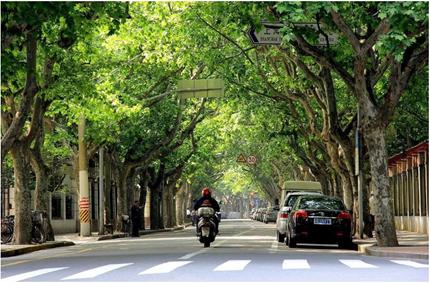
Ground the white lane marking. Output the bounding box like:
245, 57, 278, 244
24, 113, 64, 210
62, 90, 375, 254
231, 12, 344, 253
390, 260, 429, 268
179, 249, 207, 260
214, 260, 251, 271
282, 259, 310, 269
178, 226, 257, 260
139, 261, 192, 275
339, 259, 378, 268
2, 267, 68, 282
269, 240, 279, 253
61, 263, 133, 280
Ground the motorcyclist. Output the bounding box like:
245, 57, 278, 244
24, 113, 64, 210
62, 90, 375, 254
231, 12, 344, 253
194, 187, 220, 234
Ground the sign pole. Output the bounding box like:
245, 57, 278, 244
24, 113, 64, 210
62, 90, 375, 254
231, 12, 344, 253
79, 114, 91, 237
98, 147, 104, 235
356, 105, 364, 239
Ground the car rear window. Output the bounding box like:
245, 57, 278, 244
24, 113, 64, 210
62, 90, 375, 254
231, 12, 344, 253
297, 197, 345, 210
285, 195, 299, 207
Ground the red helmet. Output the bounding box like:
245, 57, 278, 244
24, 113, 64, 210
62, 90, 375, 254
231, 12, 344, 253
202, 187, 211, 197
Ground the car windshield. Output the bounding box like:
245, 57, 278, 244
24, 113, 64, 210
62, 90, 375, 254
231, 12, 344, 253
297, 197, 345, 210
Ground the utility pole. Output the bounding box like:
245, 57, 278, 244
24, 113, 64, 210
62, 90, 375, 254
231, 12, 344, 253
79, 114, 91, 237
356, 106, 364, 239
98, 147, 104, 235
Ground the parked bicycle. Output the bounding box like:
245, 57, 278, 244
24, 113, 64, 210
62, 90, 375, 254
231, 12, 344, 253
1, 215, 14, 244
1, 211, 48, 244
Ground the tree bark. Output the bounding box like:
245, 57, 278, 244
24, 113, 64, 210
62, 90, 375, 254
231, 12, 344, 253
10, 143, 32, 244
116, 165, 133, 232
29, 147, 55, 241
363, 125, 398, 246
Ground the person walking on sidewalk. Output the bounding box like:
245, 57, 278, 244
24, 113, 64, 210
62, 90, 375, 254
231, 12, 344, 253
130, 201, 142, 237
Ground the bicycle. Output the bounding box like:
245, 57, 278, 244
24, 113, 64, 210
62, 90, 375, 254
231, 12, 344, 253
31, 210, 47, 244
1, 215, 14, 244
1, 211, 47, 244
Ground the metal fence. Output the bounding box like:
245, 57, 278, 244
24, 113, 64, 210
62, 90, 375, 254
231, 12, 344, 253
389, 141, 428, 234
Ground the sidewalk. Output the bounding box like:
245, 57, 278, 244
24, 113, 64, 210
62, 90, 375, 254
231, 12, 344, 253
354, 230, 429, 260
1, 224, 191, 257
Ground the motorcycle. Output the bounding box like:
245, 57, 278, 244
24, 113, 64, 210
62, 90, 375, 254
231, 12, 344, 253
196, 207, 217, 248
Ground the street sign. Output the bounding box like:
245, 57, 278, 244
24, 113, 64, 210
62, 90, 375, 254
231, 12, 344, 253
177, 79, 224, 99
236, 154, 247, 163
247, 22, 283, 45
247, 155, 257, 165
293, 23, 338, 46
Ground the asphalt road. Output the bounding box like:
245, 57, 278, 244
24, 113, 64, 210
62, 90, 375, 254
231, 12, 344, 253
1, 219, 428, 282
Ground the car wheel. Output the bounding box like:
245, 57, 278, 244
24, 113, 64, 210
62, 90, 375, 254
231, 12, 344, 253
287, 232, 297, 248
277, 231, 285, 243
338, 238, 352, 249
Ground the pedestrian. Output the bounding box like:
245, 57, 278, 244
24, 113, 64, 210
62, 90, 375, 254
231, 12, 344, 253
130, 200, 142, 237
191, 209, 197, 226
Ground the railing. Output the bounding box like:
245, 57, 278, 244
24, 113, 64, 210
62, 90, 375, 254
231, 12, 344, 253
389, 141, 429, 234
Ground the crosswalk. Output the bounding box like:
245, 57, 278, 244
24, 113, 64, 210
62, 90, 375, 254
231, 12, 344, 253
2, 259, 428, 281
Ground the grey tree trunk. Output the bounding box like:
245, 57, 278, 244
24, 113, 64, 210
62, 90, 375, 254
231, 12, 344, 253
364, 125, 398, 246
29, 147, 55, 241
175, 185, 185, 226
10, 144, 32, 244
116, 166, 132, 232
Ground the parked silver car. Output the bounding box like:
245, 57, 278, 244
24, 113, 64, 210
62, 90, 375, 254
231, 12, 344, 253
263, 207, 278, 223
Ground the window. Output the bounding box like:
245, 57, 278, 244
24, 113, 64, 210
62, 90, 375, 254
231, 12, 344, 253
66, 195, 74, 219
51, 194, 62, 219
297, 197, 345, 210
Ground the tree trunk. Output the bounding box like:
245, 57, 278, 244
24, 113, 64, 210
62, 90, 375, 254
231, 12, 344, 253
116, 165, 132, 232
363, 125, 398, 246
10, 143, 32, 244
150, 185, 159, 230
162, 184, 169, 228
175, 185, 185, 226
29, 148, 55, 241
138, 172, 148, 230
105, 152, 113, 226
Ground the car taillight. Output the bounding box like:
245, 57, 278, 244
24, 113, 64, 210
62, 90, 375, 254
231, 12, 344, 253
294, 210, 308, 219
337, 211, 352, 220
280, 213, 289, 219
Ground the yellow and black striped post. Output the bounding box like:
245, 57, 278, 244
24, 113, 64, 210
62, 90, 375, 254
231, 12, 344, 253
79, 114, 91, 236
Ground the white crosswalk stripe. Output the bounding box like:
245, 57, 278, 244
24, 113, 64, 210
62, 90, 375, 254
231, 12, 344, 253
390, 260, 429, 268
139, 261, 192, 275
339, 259, 378, 268
214, 260, 251, 271
2, 267, 68, 282
61, 263, 133, 280
282, 259, 310, 269
2, 258, 428, 280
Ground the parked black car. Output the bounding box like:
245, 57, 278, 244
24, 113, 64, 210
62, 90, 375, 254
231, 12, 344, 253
286, 195, 352, 249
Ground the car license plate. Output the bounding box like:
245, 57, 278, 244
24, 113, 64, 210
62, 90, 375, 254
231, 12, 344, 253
314, 218, 332, 225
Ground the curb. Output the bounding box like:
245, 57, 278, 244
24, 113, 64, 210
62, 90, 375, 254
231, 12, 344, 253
363, 246, 429, 260
356, 243, 375, 253
1, 241, 75, 257
97, 224, 190, 241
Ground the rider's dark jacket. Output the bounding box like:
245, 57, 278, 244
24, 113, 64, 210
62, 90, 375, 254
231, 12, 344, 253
193, 196, 220, 212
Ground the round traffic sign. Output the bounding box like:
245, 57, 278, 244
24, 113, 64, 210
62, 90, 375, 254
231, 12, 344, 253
247, 155, 257, 165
